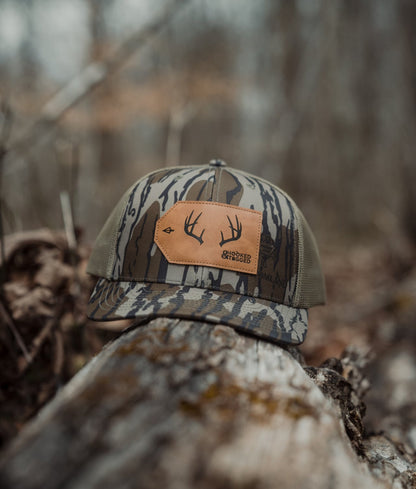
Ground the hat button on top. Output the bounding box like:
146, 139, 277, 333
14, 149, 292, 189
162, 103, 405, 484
209, 159, 227, 168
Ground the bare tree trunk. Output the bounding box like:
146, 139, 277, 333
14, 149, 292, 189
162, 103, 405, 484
0, 318, 414, 489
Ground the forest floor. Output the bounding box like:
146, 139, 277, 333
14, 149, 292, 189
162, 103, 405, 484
1, 228, 416, 453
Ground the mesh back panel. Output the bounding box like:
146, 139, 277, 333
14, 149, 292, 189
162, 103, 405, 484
86, 186, 134, 278
294, 209, 326, 307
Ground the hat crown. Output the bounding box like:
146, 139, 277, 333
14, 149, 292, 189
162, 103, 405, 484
87, 165, 325, 309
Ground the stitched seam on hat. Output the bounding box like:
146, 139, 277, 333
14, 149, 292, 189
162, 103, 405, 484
293, 204, 303, 306
107, 193, 128, 278
201, 169, 216, 284
206, 168, 216, 201
215, 167, 223, 202
108, 179, 147, 278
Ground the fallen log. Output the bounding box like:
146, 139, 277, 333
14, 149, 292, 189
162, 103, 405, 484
0, 318, 414, 489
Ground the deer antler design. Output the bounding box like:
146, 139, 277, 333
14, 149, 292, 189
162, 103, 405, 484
219, 215, 242, 247
184, 211, 205, 245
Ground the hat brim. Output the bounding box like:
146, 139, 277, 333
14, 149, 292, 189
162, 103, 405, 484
86, 278, 308, 345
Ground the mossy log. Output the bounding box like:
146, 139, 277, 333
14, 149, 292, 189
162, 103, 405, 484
0, 318, 414, 489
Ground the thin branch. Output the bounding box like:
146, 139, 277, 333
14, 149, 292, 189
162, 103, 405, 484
0, 300, 31, 363
0, 99, 13, 290
60, 191, 77, 252
165, 100, 196, 166
52, 327, 65, 380
69, 143, 80, 224
6, 0, 192, 161
18, 302, 66, 375
0, 99, 13, 150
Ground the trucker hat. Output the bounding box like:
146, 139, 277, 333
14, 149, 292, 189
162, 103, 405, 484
86, 160, 325, 345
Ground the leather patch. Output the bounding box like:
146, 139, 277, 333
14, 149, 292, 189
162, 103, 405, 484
155, 201, 262, 274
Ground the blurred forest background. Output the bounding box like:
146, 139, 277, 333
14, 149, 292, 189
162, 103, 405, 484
1, 0, 416, 457
1, 0, 416, 242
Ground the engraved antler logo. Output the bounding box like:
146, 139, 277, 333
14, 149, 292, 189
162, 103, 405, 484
219, 215, 242, 247
184, 210, 205, 245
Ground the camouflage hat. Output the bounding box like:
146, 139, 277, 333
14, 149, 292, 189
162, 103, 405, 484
86, 160, 325, 345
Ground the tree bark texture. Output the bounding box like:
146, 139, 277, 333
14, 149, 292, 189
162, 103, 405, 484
0, 318, 415, 489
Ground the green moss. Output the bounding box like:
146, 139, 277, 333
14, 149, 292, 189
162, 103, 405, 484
114, 333, 190, 363
179, 380, 317, 422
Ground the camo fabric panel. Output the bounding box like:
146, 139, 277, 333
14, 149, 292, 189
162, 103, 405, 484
110, 165, 299, 307
87, 279, 308, 345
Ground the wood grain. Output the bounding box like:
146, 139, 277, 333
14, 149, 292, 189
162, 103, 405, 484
0, 318, 414, 489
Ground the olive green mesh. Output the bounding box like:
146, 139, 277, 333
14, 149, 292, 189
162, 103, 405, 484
294, 208, 326, 308
86, 185, 134, 279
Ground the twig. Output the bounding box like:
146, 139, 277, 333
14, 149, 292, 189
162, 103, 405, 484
0, 98, 13, 146
60, 186, 82, 300
0, 191, 6, 289
60, 191, 77, 252
53, 327, 65, 381
18, 302, 66, 375
69, 143, 80, 226
61, 142, 82, 297
0, 300, 31, 363
6, 0, 192, 162
165, 99, 196, 166
0, 99, 13, 290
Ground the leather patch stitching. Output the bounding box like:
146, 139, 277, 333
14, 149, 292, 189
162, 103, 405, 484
154, 201, 262, 275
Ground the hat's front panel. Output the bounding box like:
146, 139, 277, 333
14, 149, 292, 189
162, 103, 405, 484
111, 165, 299, 308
